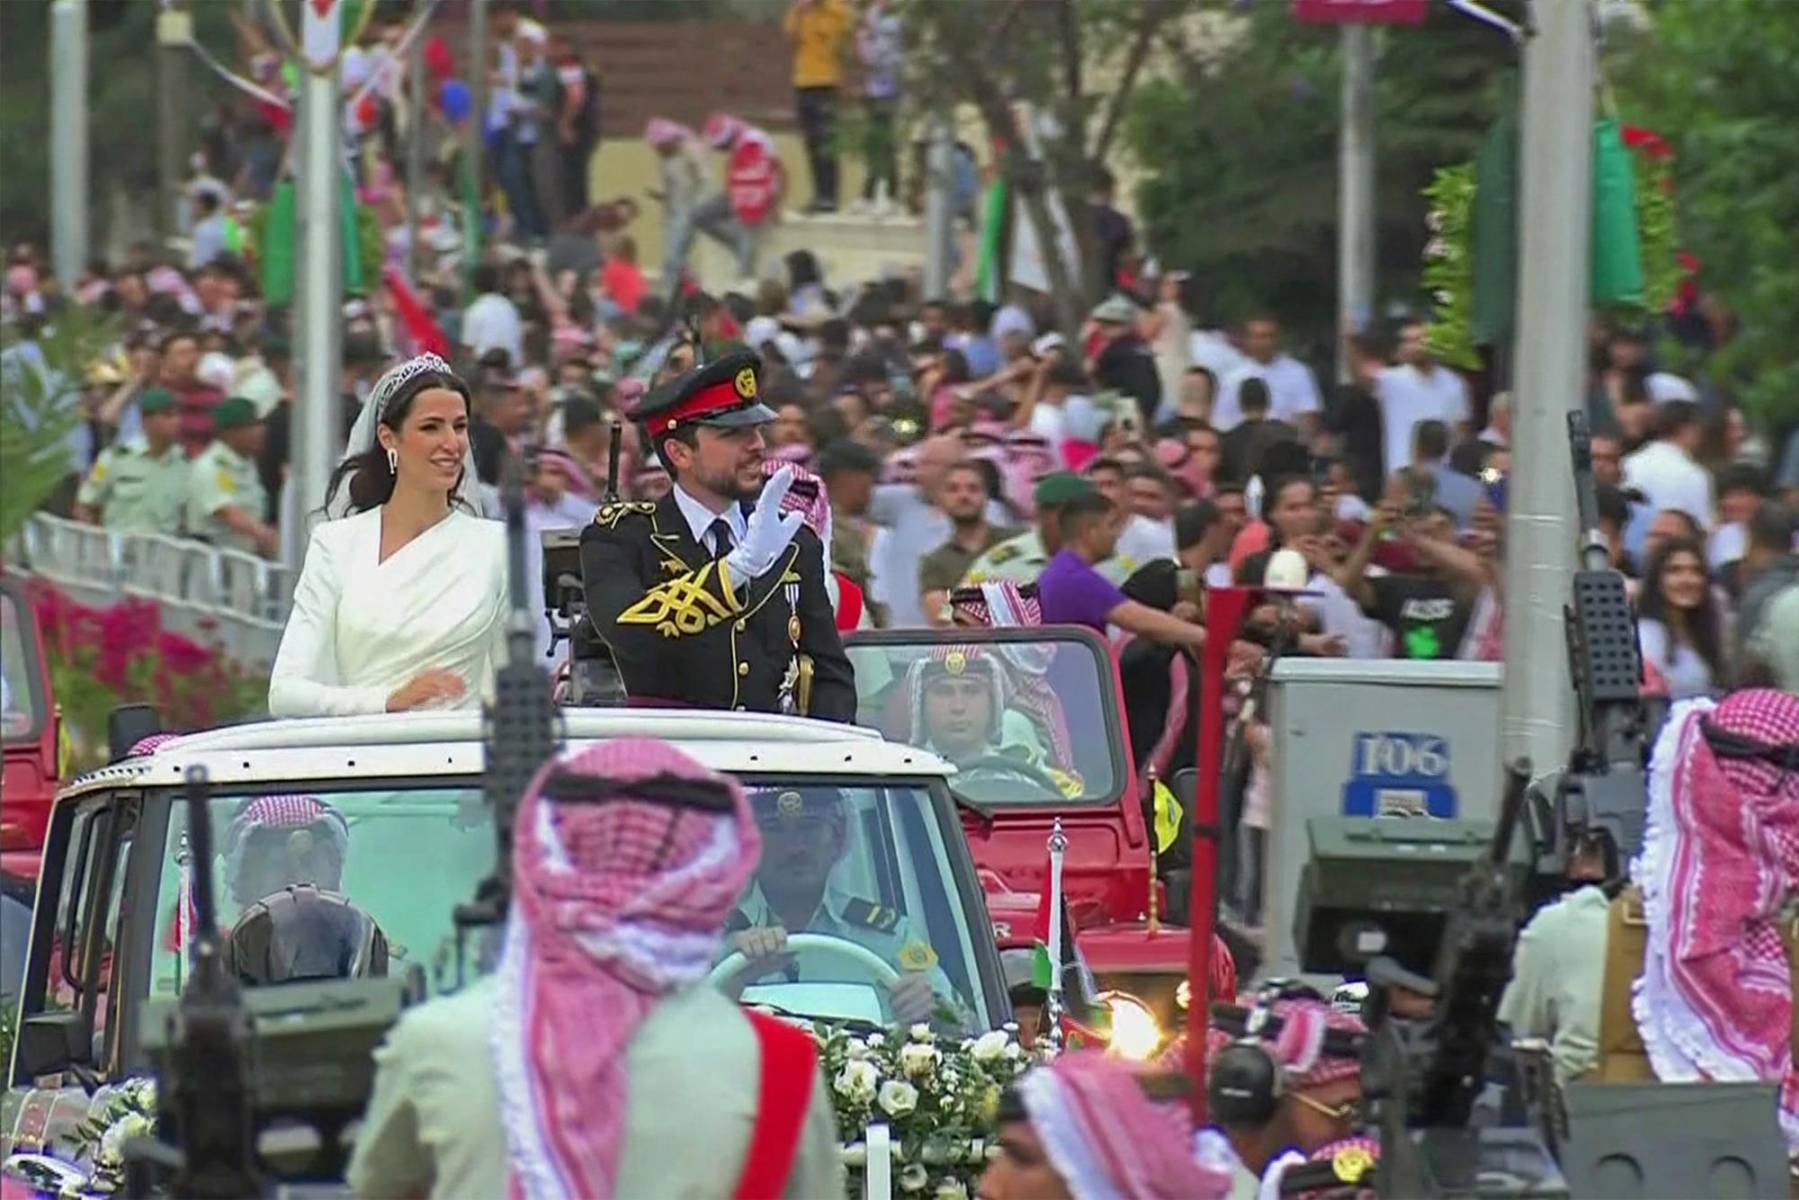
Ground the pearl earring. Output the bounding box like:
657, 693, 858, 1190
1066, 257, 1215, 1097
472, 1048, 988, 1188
386, 448, 398, 473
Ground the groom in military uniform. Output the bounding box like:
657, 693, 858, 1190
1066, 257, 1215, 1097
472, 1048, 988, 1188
580, 348, 855, 720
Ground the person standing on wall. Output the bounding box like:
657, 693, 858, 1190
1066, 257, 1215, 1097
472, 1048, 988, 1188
783, 0, 851, 215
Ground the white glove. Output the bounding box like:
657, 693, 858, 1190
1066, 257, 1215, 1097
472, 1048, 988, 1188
724, 465, 805, 584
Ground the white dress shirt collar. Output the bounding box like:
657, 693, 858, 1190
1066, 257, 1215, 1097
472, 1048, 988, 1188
671, 483, 749, 554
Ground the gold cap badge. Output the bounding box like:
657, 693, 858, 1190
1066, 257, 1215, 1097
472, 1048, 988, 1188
775, 790, 804, 818
734, 366, 758, 399
944, 651, 967, 676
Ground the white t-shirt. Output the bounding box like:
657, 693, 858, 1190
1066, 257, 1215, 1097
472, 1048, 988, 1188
1622, 440, 1716, 529
461, 292, 525, 368
1376, 364, 1471, 479
1186, 329, 1245, 383
1028, 401, 1067, 455
1637, 617, 1716, 699
1213, 355, 1322, 432
1118, 514, 1176, 568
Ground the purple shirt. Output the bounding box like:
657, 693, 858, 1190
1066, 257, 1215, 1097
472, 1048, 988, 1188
1038, 549, 1128, 632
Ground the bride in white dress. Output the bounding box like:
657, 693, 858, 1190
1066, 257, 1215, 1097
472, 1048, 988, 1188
268, 353, 508, 717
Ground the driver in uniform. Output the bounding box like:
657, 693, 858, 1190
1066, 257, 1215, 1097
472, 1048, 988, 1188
719, 787, 966, 1026
907, 647, 1081, 798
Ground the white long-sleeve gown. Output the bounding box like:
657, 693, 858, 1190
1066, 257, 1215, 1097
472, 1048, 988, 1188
268, 507, 509, 717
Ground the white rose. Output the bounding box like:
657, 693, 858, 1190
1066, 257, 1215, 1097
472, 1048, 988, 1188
867, 1032, 886, 1048
971, 1030, 1009, 1062
899, 1163, 930, 1192
845, 1038, 872, 1061
900, 1042, 941, 1078
836, 1060, 879, 1103
909, 1023, 936, 1043
841, 1143, 868, 1168
936, 1181, 969, 1200
878, 1079, 920, 1118
1003, 1042, 1023, 1060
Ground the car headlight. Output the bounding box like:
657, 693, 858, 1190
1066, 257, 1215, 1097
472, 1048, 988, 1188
1095, 990, 1162, 1061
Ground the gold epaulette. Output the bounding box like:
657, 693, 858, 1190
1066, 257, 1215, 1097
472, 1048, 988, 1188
593, 500, 658, 528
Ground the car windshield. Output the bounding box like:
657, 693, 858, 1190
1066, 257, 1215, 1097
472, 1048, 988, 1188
2, 589, 43, 743
147, 776, 994, 1031
845, 632, 1123, 806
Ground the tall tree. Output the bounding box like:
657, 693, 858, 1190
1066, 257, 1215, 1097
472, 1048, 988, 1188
1123, 1, 1519, 342
898, 0, 1197, 334
1608, 0, 1799, 433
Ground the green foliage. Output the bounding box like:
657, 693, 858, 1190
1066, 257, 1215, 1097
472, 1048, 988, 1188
0, 1, 237, 247
1124, 2, 1521, 338
1607, 0, 1799, 431
31, 583, 268, 772
1420, 165, 1478, 369
1, 309, 120, 544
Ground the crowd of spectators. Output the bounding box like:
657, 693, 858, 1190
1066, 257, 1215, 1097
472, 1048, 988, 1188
2, 0, 1794, 712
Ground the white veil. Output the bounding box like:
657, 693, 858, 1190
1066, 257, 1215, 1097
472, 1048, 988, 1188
324, 352, 489, 519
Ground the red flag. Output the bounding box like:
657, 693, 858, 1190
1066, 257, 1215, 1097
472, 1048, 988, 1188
384, 266, 449, 358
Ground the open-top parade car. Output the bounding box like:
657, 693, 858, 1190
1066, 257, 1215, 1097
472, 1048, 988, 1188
1, 707, 1011, 1175
845, 625, 1192, 1043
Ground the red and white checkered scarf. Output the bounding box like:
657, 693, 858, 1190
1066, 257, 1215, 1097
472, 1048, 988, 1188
1017, 1051, 1232, 1199
1634, 689, 1799, 1146
493, 739, 761, 1200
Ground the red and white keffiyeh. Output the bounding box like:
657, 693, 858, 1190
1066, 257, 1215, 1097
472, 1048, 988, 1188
493, 739, 761, 1200
1633, 689, 1799, 1145
1017, 1051, 1232, 1200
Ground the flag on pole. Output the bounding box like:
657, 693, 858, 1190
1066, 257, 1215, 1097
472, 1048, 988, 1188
1030, 820, 1067, 991
974, 179, 1007, 304
301, 0, 342, 72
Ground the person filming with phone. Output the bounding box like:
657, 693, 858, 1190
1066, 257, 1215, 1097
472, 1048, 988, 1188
580, 349, 856, 718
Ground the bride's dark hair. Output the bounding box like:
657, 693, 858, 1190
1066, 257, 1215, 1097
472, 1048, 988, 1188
324, 360, 474, 514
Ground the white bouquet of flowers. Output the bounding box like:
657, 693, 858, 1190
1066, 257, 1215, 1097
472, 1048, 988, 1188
66, 1075, 157, 1195
812, 1022, 1033, 1197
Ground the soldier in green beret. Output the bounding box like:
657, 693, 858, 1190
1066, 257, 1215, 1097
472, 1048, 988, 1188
74, 388, 191, 536
187, 397, 277, 557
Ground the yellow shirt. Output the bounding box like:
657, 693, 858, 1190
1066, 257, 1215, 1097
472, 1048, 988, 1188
784, 0, 851, 88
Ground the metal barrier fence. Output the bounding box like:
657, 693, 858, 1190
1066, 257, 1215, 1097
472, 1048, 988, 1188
16, 513, 293, 665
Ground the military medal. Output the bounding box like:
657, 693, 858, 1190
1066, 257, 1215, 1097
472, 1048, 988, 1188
777, 581, 802, 714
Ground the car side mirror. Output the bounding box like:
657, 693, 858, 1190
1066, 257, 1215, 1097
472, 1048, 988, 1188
17, 1011, 91, 1079
108, 704, 161, 763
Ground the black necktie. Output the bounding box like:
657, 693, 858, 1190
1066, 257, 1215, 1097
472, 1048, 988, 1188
709, 518, 735, 558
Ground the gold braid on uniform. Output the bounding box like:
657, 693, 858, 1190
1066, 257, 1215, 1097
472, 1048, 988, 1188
616, 557, 746, 637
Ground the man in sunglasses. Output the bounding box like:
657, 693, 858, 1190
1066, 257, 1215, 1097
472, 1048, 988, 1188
1207, 996, 1367, 1197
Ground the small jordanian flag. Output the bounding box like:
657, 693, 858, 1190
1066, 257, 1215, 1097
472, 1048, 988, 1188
1031, 844, 1057, 990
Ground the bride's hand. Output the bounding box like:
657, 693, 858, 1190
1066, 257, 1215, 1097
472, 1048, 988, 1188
386, 669, 468, 712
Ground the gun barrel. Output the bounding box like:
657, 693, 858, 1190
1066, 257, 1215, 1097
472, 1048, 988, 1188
185, 766, 217, 938
605, 419, 622, 502
503, 453, 530, 618
1488, 757, 1532, 870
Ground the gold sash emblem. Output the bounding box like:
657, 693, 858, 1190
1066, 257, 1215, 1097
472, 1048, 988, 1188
617, 562, 734, 636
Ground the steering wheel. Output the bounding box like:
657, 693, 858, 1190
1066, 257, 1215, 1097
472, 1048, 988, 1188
708, 932, 902, 988
956, 754, 1067, 800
